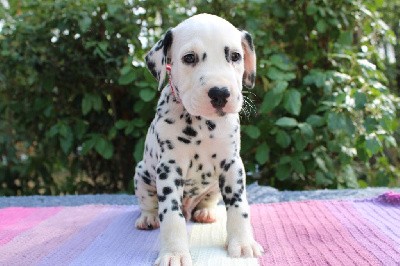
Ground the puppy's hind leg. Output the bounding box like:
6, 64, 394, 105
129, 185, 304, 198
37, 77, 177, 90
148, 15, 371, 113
134, 161, 159, 230
192, 190, 220, 223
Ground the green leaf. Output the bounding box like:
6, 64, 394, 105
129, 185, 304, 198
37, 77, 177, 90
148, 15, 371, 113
327, 112, 346, 133
306, 115, 325, 127
133, 137, 145, 162
275, 117, 298, 128
243, 125, 261, 139
365, 137, 381, 156
79, 16, 92, 32
298, 123, 314, 138
316, 171, 332, 186
292, 159, 305, 175
255, 142, 270, 165
276, 130, 291, 148
354, 92, 367, 109
60, 135, 73, 154
269, 54, 296, 71
283, 89, 301, 115
276, 164, 291, 181
267, 67, 296, 81
306, 2, 318, 15
118, 70, 136, 85
95, 138, 114, 159
91, 94, 102, 111
139, 89, 156, 102
338, 31, 353, 46
260, 81, 288, 113
316, 20, 327, 33
81, 138, 96, 155
82, 94, 92, 115
293, 132, 308, 151
115, 120, 129, 129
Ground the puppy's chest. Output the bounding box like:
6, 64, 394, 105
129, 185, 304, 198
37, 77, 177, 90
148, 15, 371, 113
153, 108, 240, 191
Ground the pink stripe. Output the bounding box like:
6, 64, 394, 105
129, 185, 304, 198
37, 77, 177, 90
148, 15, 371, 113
0, 207, 62, 245
0, 208, 36, 229
0, 205, 106, 265
251, 201, 382, 265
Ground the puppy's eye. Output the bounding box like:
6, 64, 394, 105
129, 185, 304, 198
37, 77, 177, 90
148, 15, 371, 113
182, 53, 197, 64
231, 52, 241, 62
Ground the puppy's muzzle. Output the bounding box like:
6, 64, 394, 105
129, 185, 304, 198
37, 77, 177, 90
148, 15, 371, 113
208, 87, 230, 109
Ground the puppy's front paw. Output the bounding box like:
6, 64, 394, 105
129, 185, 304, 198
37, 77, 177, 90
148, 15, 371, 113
155, 251, 192, 266
226, 238, 264, 258
135, 211, 160, 230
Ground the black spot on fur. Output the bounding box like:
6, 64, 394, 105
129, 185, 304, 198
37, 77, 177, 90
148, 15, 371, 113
165, 140, 174, 150
169, 160, 176, 164
238, 169, 243, 177
159, 213, 164, 222
185, 114, 192, 125
158, 195, 166, 202
142, 174, 151, 185
224, 46, 230, 62
224, 162, 232, 172
202, 53, 207, 61
146, 61, 157, 79
212, 154, 217, 158
225, 186, 232, 194
194, 154, 199, 160
183, 126, 197, 137
164, 118, 175, 124
162, 30, 173, 57
176, 167, 182, 176
171, 199, 179, 211
196, 140, 201, 145
218, 174, 225, 191
205, 120, 216, 131
177, 136, 191, 144
174, 178, 183, 187
243, 32, 254, 51
163, 186, 173, 195
220, 159, 226, 169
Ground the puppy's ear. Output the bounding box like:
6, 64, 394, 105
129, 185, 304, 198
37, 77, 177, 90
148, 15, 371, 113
241, 30, 256, 89
145, 29, 173, 90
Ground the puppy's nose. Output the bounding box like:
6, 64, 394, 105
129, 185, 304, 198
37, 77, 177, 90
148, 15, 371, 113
208, 87, 230, 108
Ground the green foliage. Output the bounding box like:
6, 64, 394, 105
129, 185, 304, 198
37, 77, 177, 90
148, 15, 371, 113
0, 0, 399, 195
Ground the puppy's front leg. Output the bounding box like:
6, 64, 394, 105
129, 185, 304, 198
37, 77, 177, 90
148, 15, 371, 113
219, 158, 264, 258
155, 161, 192, 266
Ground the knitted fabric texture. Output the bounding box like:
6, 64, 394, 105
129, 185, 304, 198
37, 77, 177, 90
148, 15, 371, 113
0, 192, 399, 265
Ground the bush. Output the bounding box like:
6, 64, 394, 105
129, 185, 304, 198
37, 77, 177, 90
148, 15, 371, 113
0, 0, 399, 195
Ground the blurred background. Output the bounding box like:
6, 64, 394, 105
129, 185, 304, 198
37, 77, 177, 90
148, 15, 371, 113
0, 0, 399, 196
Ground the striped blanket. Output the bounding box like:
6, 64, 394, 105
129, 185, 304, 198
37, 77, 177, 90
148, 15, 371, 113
0, 192, 399, 265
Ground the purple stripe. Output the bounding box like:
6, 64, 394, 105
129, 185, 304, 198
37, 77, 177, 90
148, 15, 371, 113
327, 201, 400, 264
38, 206, 124, 265
70, 206, 193, 265
70, 206, 158, 265
353, 200, 400, 244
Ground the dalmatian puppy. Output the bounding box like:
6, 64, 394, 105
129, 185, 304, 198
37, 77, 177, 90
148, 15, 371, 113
134, 13, 263, 265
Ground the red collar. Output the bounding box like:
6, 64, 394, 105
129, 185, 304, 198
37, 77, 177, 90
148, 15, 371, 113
166, 64, 180, 102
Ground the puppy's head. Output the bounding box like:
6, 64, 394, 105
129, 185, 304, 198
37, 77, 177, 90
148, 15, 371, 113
145, 14, 256, 119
